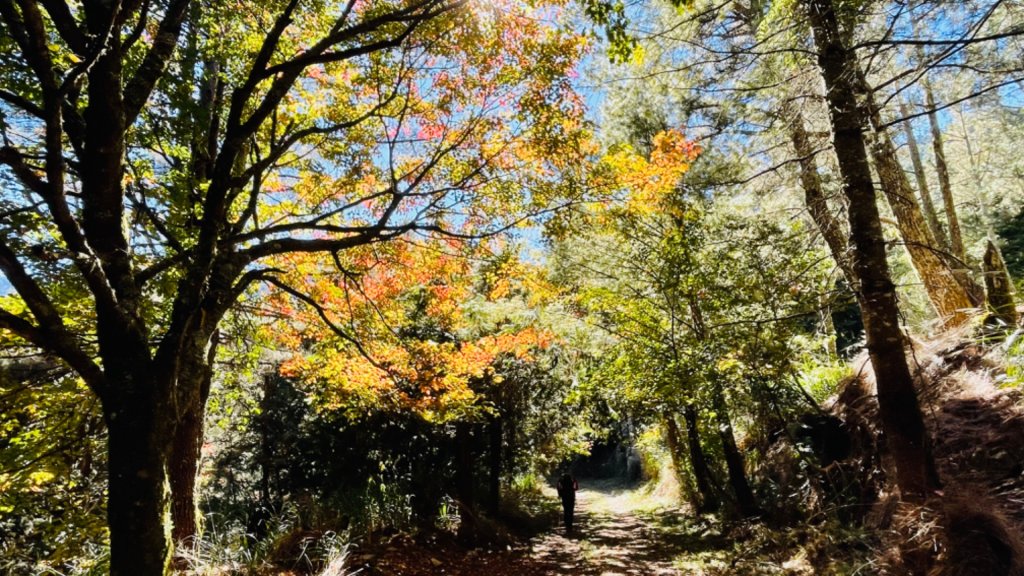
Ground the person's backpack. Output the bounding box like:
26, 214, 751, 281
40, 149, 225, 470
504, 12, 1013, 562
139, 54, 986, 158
557, 474, 574, 499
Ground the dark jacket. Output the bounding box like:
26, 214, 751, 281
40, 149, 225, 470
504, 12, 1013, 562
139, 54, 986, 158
557, 474, 578, 501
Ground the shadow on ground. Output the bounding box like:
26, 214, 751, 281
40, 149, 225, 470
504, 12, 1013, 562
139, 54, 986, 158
526, 480, 732, 575
355, 480, 785, 575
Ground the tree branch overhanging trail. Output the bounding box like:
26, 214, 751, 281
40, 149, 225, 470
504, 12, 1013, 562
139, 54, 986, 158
1, 0, 602, 571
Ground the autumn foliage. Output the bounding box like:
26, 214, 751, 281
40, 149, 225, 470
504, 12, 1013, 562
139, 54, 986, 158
266, 122, 700, 421
599, 129, 701, 212
267, 240, 554, 420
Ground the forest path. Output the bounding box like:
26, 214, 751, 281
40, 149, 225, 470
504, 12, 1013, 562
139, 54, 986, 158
353, 480, 742, 575
524, 479, 725, 575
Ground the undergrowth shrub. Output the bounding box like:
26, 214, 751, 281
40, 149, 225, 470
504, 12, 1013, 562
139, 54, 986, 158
1002, 331, 1024, 388
177, 506, 358, 576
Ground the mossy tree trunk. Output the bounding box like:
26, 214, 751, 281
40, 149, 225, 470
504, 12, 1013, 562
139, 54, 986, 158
105, 370, 176, 576
169, 332, 219, 544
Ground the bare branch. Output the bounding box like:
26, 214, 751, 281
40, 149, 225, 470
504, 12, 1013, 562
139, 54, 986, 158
123, 0, 191, 125
39, 0, 87, 54
240, 229, 397, 262
879, 77, 1024, 130
0, 88, 43, 117
853, 27, 1024, 49
0, 146, 50, 196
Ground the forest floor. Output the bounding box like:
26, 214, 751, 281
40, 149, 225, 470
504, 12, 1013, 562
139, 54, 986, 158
350, 479, 806, 576
523, 479, 727, 575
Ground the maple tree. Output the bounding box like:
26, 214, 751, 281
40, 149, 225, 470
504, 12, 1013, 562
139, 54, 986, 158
268, 239, 556, 420
0, 0, 592, 572
260, 236, 564, 533
598, 128, 701, 216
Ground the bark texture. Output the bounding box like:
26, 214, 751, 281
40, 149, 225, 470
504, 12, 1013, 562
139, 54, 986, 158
170, 333, 218, 544
169, 406, 204, 544
925, 78, 966, 262
805, 0, 940, 500
106, 377, 174, 576
984, 240, 1019, 327
859, 77, 977, 325
898, 100, 949, 251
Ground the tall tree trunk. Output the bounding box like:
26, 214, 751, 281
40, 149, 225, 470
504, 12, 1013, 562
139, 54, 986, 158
711, 387, 759, 517
170, 333, 219, 544
736, 3, 856, 294
487, 415, 502, 515
898, 100, 949, 251
924, 78, 966, 262
983, 240, 1019, 327
805, 0, 940, 500
167, 262, 238, 546
455, 422, 476, 541
663, 414, 700, 509
106, 378, 174, 576
785, 102, 858, 291
166, 38, 229, 548
858, 75, 978, 324
682, 404, 719, 512
169, 402, 204, 544
684, 296, 756, 515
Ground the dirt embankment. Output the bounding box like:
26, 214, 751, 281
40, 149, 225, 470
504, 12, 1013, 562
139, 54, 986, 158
827, 337, 1024, 575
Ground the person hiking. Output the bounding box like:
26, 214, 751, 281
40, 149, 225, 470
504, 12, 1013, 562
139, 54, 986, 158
556, 471, 579, 533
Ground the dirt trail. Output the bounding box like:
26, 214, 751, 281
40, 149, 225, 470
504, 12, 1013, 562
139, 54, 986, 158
525, 480, 718, 576
356, 481, 734, 575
